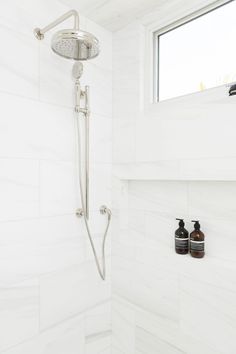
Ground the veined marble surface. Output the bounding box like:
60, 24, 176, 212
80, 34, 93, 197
0, 0, 112, 353
111, 9, 236, 353
111, 179, 236, 354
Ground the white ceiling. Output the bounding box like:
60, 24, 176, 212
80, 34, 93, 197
58, 0, 167, 31
59, 0, 219, 32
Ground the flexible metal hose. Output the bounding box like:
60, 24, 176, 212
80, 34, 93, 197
75, 113, 111, 280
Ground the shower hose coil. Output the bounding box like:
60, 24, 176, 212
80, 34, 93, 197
75, 112, 111, 281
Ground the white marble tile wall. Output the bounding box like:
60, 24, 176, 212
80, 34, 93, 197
0, 1, 112, 353
112, 22, 143, 164
111, 179, 236, 354
111, 4, 236, 352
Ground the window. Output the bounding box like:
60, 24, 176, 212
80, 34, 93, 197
154, 0, 236, 102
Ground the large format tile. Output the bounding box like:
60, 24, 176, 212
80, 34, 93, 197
160, 115, 236, 161
188, 181, 236, 220
85, 332, 111, 354
199, 218, 236, 264
82, 63, 112, 119
1, 313, 85, 354
136, 327, 184, 354
39, 42, 73, 108
39, 262, 111, 329
0, 25, 38, 99
85, 301, 111, 337
0, 0, 70, 38
0, 93, 74, 160
39, 264, 86, 329
128, 180, 188, 216
135, 302, 181, 352
111, 180, 236, 354
78, 113, 112, 164
0, 215, 84, 283
179, 331, 224, 354
180, 276, 236, 354
112, 119, 136, 163
39, 160, 77, 216
0, 278, 39, 351
41, 315, 85, 354
89, 163, 112, 211
0, 159, 39, 221
113, 86, 140, 120
136, 110, 236, 163
0, 3, 113, 354
112, 256, 136, 301
132, 262, 180, 322
112, 298, 135, 354
90, 115, 112, 164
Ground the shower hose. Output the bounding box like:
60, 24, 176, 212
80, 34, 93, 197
75, 112, 111, 281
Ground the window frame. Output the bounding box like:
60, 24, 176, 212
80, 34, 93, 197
152, 0, 235, 103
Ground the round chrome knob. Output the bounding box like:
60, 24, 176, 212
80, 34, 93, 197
100, 205, 107, 215
76, 208, 84, 218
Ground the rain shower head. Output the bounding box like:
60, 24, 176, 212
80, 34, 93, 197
34, 10, 100, 60
51, 29, 99, 60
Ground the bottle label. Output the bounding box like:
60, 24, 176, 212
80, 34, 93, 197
190, 240, 205, 252
175, 237, 189, 250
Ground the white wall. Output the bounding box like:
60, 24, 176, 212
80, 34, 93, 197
112, 0, 236, 170
112, 179, 236, 354
112, 1, 236, 353
0, 1, 112, 353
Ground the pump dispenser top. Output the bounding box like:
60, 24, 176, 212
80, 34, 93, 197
192, 220, 200, 230
176, 218, 185, 227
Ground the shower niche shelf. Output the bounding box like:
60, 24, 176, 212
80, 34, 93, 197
113, 158, 236, 181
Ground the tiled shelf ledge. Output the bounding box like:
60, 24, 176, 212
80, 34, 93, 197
113, 158, 236, 181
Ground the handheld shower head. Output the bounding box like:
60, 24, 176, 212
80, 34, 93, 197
72, 61, 83, 80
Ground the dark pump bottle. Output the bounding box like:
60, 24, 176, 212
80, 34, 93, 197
190, 220, 205, 258
175, 218, 189, 254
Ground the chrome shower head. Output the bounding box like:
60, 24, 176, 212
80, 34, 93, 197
51, 29, 99, 60
34, 10, 100, 61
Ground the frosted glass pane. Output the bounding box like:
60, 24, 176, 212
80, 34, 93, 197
158, 1, 236, 101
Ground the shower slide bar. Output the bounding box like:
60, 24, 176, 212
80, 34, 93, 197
75, 78, 90, 220
73, 62, 111, 280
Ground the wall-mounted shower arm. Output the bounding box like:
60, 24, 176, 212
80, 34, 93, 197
34, 9, 79, 40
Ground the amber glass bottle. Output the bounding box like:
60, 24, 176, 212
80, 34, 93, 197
175, 218, 189, 254
190, 220, 205, 258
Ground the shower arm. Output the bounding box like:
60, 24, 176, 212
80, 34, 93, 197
34, 9, 79, 40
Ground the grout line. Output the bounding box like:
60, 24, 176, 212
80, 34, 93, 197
0, 157, 113, 166
187, 181, 190, 221
38, 39, 40, 101
0, 204, 112, 224
38, 160, 41, 217
0, 298, 111, 353
38, 276, 41, 334
85, 330, 112, 343
39, 298, 111, 334
112, 155, 236, 164
0, 87, 72, 110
